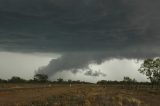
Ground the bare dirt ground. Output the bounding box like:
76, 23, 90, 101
0, 84, 160, 106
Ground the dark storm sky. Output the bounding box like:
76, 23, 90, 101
0, 0, 160, 78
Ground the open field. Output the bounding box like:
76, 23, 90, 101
0, 84, 160, 106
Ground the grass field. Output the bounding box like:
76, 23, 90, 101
0, 84, 160, 106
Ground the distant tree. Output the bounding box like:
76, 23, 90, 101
57, 78, 64, 83
97, 80, 107, 85
8, 76, 26, 83
0, 78, 7, 83
68, 79, 72, 83
123, 77, 132, 82
34, 74, 48, 83
123, 77, 137, 83
138, 58, 160, 85
76, 80, 81, 83
123, 77, 137, 89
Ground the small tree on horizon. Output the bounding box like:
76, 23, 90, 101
34, 74, 48, 83
57, 78, 64, 83
123, 76, 137, 83
8, 76, 26, 83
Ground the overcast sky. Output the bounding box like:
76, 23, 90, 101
0, 0, 159, 82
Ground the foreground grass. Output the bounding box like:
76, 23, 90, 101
0, 84, 160, 106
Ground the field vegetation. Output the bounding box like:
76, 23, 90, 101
0, 83, 160, 106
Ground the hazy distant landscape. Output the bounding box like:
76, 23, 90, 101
1, 58, 160, 106
1, 0, 160, 106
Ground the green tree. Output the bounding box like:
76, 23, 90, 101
57, 78, 64, 83
34, 74, 48, 83
123, 77, 132, 82
0, 78, 7, 83
123, 76, 137, 89
138, 58, 160, 85
97, 80, 107, 85
8, 76, 26, 83
123, 76, 137, 83
68, 79, 72, 83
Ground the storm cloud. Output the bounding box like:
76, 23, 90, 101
84, 70, 106, 77
0, 0, 160, 77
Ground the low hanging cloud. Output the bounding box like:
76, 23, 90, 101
0, 0, 160, 77
37, 49, 158, 77
84, 70, 106, 77
37, 53, 107, 77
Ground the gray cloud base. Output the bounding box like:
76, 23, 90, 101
0, 0, 160, 77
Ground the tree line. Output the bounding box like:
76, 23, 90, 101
0, 74, 93, 84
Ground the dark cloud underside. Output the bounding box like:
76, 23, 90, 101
0, 0, 159, 53
0, 0, 160, 77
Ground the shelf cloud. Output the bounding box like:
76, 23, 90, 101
0, 0, 160, 77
